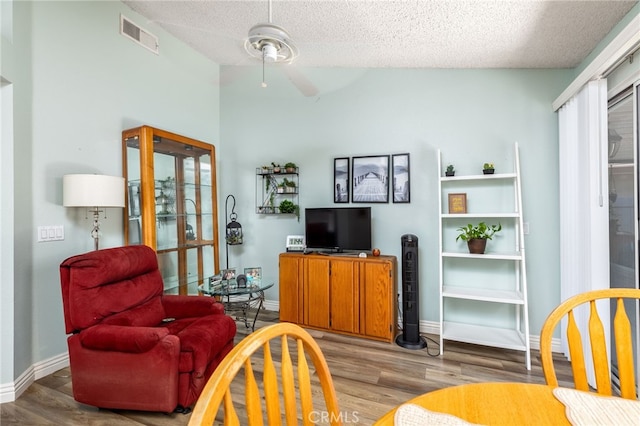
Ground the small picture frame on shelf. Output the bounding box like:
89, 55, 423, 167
244, 267, 262, 284
448, 193, 467, 214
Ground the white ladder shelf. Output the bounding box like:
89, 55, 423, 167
437, 143, 530, 370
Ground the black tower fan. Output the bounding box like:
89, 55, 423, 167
396, 234, 427, 349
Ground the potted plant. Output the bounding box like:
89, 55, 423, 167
271, 162, 281, 173
483, 163, 495, 174
278, 199, 300, 219
455, 222, 502, 254
284, 162, 297, 173
445, 164, 455, 177
283, 178, 297, 193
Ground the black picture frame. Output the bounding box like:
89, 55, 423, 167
392, 153, 410, 203
351, 155, 390, 203
334, 157, 350, 203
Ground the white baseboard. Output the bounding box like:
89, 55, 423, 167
262, 299, 279, 312
265, 300, 563, 353
0, 352, 69, 403
400, 321, 562, 352
416, 319, 562, 353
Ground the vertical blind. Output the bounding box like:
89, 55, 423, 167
558, 79, 611, 387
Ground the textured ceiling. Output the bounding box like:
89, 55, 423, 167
123, 0, 637, 69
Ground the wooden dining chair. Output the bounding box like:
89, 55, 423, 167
188, 322, 342, 425
540, 288, 640, 400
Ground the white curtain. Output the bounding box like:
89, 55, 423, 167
558, 79, 610, 386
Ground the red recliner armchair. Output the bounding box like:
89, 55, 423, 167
59, 245, 237, 413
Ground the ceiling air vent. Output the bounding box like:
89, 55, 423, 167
120, 14, 158, 55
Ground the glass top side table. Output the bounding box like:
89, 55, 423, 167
198, 278, 274, 331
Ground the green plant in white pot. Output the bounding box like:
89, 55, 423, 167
283, 178, 297, 193
455, 222, 501, 254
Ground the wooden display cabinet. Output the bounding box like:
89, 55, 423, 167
122, 126, 219, 295
279, 252, 397, 342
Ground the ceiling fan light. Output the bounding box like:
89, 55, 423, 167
244, 23, 297, 63
262, 43, 278, 62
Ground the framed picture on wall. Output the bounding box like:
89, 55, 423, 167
392, 153, 410, 203
334, 157, 350, 203
351, 155, 389, 203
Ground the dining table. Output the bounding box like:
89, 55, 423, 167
373, 382, 571, 425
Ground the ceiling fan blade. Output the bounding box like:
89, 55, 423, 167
280, 66, 319, 97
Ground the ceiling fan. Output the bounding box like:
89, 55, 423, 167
240, 0, 318, 97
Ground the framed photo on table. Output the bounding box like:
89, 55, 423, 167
448, 193, 467, 214
220, 268, 237, 281
244, 267, 262, 283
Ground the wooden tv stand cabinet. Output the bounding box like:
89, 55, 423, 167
279, 252, 397, 343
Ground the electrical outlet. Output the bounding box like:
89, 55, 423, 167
523, 222, 530, 235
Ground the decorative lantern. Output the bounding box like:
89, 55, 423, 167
225, 194, 243, 247
226, 213, 243, 245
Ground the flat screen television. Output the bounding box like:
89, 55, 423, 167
305, 207, 372, 252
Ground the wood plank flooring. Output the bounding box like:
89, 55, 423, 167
1, 310, 574, 425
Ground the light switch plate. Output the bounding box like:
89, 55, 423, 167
37, 225, 64, 242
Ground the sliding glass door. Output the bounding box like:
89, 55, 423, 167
607, 84, 639, 393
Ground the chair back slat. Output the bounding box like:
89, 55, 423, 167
588, 301, 612, 396
245, 358, 264, 426
223, 391, 240, 426
567, 311, 589, 391
540, 288, 640, 400
281, 335, 298, 425
297, 339, 314, 425
263, 341, 281, 424
613, 298, 636, 399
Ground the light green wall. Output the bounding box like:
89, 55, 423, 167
220, 67, 572, 335
1, 0, 220, 385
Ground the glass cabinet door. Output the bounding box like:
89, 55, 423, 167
122, 126, 219, 295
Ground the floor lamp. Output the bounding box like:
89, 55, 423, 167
63, 174, 125, 250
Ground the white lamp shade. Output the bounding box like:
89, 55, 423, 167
63, 174, 125, 208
